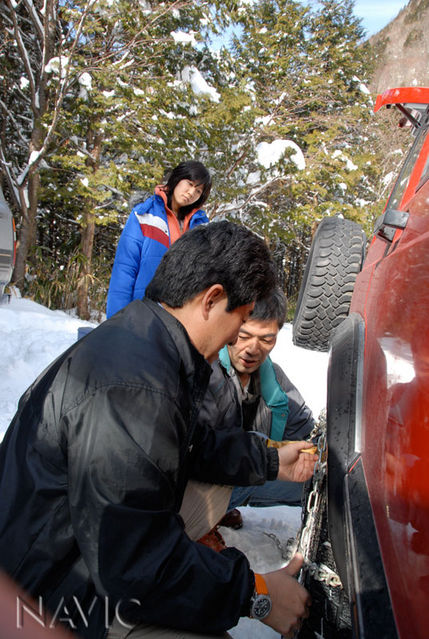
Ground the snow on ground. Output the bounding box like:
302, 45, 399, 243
225, 505, 303, 638
0, 296, 329, 639
0, 297, 97, 436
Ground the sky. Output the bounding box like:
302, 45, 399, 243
0, 295, 329, 638
353, 0, 406, 37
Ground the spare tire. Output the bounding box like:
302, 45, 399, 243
293, 217, 366, 352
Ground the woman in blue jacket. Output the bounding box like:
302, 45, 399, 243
106, 160, 211, 318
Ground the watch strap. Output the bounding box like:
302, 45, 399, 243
254, 573, 269, 595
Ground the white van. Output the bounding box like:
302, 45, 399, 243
0, 188, 16, 301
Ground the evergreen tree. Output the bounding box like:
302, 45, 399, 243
215, 0, 378, 300
2, 0, 254, 316
0, 0, 387, 317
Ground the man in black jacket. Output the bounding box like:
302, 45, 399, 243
0, 222, 316, 639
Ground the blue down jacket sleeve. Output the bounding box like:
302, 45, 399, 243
106, 197, 168, 318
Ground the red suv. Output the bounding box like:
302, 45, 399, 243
293, 87, 429, 639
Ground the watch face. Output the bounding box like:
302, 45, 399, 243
252, 594, 272, 620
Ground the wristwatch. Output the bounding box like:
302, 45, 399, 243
249, 573, 272, 620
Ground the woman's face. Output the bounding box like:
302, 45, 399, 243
171, 179, 204, 214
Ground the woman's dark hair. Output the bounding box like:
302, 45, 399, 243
146, 221, 277, 311
164, 161, 212, 219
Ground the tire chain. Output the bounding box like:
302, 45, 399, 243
262, 410, 342, 589
263, 412, 343, 639
279, 412, 342, 639
297, 411, 341, 589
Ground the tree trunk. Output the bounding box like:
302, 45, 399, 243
77, 210, 95, 320
12, 170, 40, 289
76, 128, 102, 319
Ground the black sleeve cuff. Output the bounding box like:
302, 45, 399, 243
220, 547, 255, 618
266, 447, 279, 481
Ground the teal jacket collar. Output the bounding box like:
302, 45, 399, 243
218, 346, 289, 440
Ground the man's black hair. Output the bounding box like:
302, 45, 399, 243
164, 160, 212, 220
250, 287, 287, 329
146, 221, 277, 311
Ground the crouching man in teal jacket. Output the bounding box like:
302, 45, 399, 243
199, 288, 315, 532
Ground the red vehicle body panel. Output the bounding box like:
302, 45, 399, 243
350, 104, 429, 638
374, 86, 429, 112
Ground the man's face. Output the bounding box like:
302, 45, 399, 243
205, 297, 255, 364
227, 318, 279, 376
